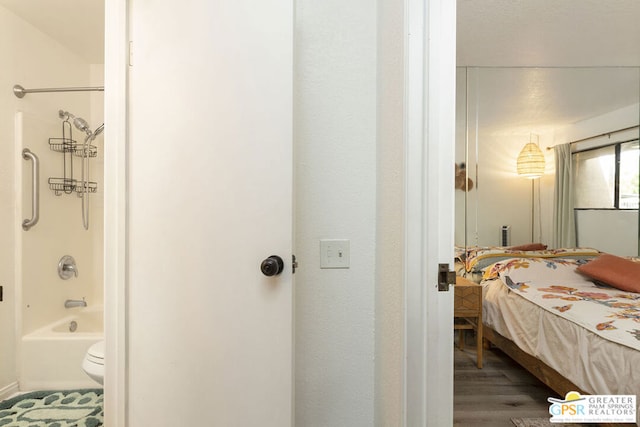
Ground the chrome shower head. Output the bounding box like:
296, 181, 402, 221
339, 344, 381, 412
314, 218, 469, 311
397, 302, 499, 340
73, 117, 91, 135
58, 110, 99, 137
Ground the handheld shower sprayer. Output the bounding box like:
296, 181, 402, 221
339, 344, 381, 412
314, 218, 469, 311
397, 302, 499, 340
57, 109, 105, 231
87, 123, 105, 143
93, 123, 104, 138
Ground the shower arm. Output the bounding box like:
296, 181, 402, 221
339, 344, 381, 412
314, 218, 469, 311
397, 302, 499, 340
13, 84, 104, 99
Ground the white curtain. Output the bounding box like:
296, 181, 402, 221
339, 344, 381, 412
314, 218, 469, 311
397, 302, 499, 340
553, 143, 576, 248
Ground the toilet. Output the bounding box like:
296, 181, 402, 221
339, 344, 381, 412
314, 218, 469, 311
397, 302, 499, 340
82, 340, 105, 385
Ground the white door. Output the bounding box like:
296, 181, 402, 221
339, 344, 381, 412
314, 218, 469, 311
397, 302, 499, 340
126, 1, 293, 425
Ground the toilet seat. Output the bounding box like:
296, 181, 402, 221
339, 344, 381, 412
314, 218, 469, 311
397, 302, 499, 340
86, 341, 105, 365
83, 340, 105, 385
86, 353, 104, 365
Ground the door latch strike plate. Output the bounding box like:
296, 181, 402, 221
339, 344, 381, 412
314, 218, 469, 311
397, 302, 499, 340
438, 263, 455, 292
292, 254, 298, 274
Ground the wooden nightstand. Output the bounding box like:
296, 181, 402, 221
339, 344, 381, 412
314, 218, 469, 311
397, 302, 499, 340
454, 275, 483, 368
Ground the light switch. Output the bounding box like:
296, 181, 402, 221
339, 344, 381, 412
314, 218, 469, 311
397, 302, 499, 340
320, 239, 350, 269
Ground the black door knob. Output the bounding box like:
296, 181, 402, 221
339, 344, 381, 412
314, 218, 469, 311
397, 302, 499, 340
261, 255, 284, 276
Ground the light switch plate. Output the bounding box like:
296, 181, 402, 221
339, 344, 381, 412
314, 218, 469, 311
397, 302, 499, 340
320, 239, 350, 269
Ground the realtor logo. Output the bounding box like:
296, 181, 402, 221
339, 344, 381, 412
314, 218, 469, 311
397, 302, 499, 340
548, 391, 636, 423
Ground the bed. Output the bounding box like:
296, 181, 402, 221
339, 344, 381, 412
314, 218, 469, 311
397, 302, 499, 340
460, 247, 640, 411
455, 245, 599, 283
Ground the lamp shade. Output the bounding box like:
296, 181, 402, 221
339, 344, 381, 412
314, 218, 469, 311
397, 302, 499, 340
517, 142, 545, 179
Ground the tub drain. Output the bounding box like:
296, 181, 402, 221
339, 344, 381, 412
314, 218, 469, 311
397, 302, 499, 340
69, 320, 78, 332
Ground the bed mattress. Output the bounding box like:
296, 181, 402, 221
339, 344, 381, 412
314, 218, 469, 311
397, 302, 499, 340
483, 277, 640, 400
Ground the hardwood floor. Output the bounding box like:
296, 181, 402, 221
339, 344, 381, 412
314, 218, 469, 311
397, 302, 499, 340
454, 341, 556, 427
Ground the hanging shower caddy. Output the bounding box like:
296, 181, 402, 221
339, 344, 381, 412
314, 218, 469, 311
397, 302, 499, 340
14, 84, 105, 231
47, 115, 98, 196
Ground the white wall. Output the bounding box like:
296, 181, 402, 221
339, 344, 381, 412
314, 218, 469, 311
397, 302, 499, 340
476, 134, 541, 246
458, 130, 546, 247
0, 6, 19, 394
294, 0, 377, 425
554, 104, 639, 146
0, 5, 102, 395
375, 0, 404, 424
456, 67, 554, 247
456, 69, 639, 250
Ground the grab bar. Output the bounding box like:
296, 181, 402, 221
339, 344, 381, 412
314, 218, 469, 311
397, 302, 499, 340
22, 148, 39, 230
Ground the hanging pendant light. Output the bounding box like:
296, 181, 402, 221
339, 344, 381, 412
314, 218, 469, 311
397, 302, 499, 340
517, 134, 545, 179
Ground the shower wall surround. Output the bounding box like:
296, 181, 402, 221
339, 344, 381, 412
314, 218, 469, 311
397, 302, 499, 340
18, 111, 100, 334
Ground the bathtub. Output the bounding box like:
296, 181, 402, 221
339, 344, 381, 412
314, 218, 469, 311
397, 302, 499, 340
19, 307, 104, 390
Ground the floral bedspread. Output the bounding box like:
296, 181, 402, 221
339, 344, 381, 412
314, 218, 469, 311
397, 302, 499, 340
487, 258, 640, 351
464, 246, 599, 272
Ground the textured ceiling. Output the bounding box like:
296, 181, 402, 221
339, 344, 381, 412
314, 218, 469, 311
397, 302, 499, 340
1, 0, 639, 132
464, 67, 640, 135
2, 1, 638, 68
457, 0, 640, 135
457, 0, 640, 67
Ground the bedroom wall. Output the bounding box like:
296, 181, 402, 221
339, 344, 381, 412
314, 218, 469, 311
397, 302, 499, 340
455, 69, 554, 248
294, 0, 377, 425
457, 65, 639, 252
475, 134, 549, 247
467, 102, 639, 253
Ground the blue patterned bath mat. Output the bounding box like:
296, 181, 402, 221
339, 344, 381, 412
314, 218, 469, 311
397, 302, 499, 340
0, 389, 103, 427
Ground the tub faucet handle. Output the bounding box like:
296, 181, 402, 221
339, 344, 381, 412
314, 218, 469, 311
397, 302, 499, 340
58, 255, 78, 280
65, 264, 78, 277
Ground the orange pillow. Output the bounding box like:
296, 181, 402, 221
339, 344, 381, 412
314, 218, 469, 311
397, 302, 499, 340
576, 254, 640, 293
509, 243, 548, 251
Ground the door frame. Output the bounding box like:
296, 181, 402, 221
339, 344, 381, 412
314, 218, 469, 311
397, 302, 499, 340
103, 0, 456, 425
103, 0, 128, 425
403, 0, 456, 425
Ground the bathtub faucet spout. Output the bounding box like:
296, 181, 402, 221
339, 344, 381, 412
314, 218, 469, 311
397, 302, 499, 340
65, 298, 87, 308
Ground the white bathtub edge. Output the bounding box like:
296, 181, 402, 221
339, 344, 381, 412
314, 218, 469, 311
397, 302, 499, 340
24, 308, 104, 340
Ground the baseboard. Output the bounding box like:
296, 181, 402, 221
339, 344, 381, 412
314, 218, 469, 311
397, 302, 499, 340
18, 379, 100, 391
0, 381, 20, 401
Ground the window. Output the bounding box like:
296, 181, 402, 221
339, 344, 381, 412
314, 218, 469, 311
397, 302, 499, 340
619, 141, 640, 208
573, 140, 639, 209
